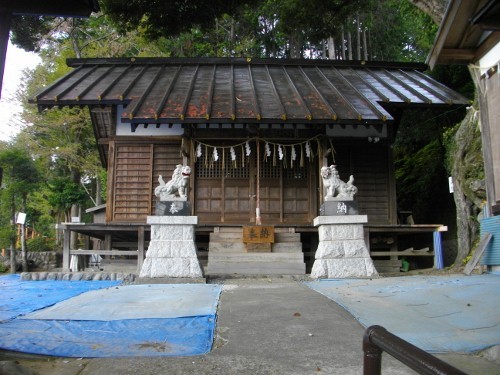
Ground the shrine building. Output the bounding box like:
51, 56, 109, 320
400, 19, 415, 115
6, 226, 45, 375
31, 57, 468, 275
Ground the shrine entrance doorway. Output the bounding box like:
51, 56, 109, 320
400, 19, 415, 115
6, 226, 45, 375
194, 142, 317, 225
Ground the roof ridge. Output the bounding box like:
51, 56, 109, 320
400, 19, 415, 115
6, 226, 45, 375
66, 57, 428, 71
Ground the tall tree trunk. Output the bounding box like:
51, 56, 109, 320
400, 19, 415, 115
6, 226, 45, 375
407, 0, 447, 25
327, 36, 335, 60
450, 104, 483, 266
347, 30, 352, 60
356, 14, 361, 60
363, 27, 368, 60
9, 203, 16, 273
229, 17, 235, 57
20, 194, 28, 272
289, 34, 301, 59
341, 26, 346, 60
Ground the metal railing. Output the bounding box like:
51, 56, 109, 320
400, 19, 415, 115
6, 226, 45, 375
363, 325, 468, 375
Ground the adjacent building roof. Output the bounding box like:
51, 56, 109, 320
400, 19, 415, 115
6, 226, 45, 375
0, 1, 99, 98
427, 0, 500, 67
32, 58, 468, 125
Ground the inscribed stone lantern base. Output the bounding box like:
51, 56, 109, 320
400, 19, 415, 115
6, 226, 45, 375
311, 215, 378, 279
139, 216, 203, 279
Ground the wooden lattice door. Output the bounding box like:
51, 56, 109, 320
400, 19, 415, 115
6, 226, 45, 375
194, 141, 316, 225
195, 149, 253, 224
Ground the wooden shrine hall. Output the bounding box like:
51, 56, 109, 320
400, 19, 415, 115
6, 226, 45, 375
31, 57, 468, 275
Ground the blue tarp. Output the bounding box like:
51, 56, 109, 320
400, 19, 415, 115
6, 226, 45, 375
0, 317, 215, 357
0, 274, 121, 321
305, 274, 500, 353
0, 275, 222, 357
22, 284, 222, 321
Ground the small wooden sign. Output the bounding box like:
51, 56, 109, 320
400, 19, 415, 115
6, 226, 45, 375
243, 226, 275, 243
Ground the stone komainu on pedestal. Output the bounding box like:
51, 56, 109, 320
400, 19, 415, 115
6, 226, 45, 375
312, 165, 378, 279
139, 164, 203, 279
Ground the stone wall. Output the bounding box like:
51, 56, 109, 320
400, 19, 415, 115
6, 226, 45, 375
20, 271, 135, 282
1, 251, 59, 272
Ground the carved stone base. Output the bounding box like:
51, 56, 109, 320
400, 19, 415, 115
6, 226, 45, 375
155, 201, 191, 216
320, 201, 358, 216
139, 216, 203, 278
311, 215, 378, 279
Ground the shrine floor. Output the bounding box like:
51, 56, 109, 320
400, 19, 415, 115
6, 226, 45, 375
1, 274, 499, 375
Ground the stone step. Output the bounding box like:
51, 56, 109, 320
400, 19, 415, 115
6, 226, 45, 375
208, 252, 303, 263
206, 262, 305, 275
210, 232, 243, 242
272, 243, 303, 253
214, 227, 243, 233
209, 242, 246, 253
274, 233, 301, 242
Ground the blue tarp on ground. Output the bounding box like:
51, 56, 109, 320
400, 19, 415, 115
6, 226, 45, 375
0, 317, 216, 357
305, 274, 500, 353
0, 275, 222, 357
0, 274, 121, 321
21, 284, 221, 321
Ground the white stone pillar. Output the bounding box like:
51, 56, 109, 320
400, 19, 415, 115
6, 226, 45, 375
139, 216, 203, 278
311, 215, 378, 279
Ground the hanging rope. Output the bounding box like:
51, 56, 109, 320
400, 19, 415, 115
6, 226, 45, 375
190, 135, 330, 169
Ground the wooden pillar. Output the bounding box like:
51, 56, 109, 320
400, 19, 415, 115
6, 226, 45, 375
0, 12, 12, 99
62, 226, 71, 271
104, 234, 112, 261
137, 225, 145, 274
104, 234, 112, 250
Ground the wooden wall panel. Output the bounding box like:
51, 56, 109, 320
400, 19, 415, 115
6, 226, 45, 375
112, 144, 152, 222
110, 142, 182, 223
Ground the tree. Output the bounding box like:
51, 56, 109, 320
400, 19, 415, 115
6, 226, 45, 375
0, 147, 40, 272
100, 0, 259, 40
408, 0, 448, 24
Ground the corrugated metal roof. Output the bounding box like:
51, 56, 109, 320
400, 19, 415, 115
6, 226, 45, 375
32, 58, 468, 124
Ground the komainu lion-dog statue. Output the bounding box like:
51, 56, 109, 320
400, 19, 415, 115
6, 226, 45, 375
155, 164, 191, 200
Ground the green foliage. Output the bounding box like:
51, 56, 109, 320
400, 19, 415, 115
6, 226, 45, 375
47, 178, 87, 218
392, 106, 466, 225
0, 226, 16, 250
367, 0, 438, 62
395, 139, 450, 222
10, 15, 53, 52
26, 237, 55, 252
429, 65, 475, 99
100, 0, 259, 40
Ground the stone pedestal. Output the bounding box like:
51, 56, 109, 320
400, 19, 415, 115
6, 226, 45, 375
139, 216, 203, 278
311, 215, 378, 279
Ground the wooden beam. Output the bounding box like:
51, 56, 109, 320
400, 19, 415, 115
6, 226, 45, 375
464, 232, 493, 275
69, 250, 138, 256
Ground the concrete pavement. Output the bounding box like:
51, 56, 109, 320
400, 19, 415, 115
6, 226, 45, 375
1, 276, 499, 374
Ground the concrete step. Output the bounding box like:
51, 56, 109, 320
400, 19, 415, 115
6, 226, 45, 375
272, 243, 303, 253
206, 262, 305, 275
208, 252, 303, 263
214, 227, 243, 233
274, 233, 301, 242
209, 242, 246, 253
210, 232, 243, 242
